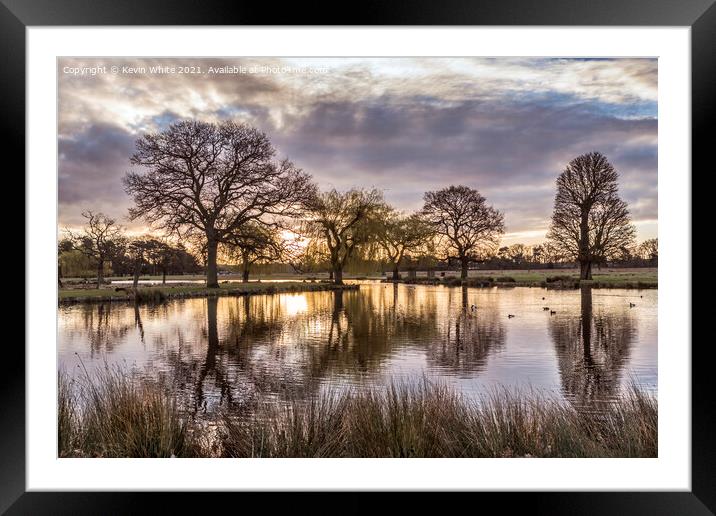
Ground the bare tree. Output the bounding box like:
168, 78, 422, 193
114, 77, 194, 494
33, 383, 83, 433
64, 211, 126, 288
531, 244, 544, 266
547, 152, 636, 280
126, 237, 156, 289
496, 246, 511, 265
301, 188, 385, 285
57, 238, 73, 288
222, 222, 285, 283
124, 120, 315, 288
638, 238, 658, 265
422, 185, 505, 279
508, 243, 528, 265
123, 236, 184, 288
284, 236, 328, 275
144, 239, 174, 284
541, 241, 564, 265
376, 211, 434, 280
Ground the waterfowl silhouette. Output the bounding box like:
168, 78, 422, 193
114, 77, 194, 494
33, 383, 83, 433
507, 314, 515, 318
542, 306, 550, 311
629, 302, 636, 308
550, 310, 556, 315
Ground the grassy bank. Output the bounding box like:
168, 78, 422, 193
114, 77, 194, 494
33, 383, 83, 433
59, 369, 657, 458
58, 281, 358, 304
62, 272, 378, 283
391, 268, 657, 289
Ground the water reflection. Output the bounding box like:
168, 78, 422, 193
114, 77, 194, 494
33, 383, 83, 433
549, 286, 636, 408
77, 304, 134, 354
427, 286, 505, 373
58, 284, 656, 420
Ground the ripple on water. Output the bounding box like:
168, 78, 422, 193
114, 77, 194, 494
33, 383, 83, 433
58, 284, 657, 416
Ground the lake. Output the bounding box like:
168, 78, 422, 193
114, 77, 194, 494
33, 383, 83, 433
58, 283, 657, 418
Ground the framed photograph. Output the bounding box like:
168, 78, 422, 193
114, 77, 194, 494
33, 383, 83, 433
8, 0, 710, 512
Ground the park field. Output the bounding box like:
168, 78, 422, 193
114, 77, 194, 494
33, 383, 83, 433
395, 267, 657, 288
460, 267, 656, 285
58, 280, 357, 304
58, 267, 657, 303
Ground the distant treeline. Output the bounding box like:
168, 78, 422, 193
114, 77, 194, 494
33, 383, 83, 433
231, 240, 658, 277
58, 235, 201, 280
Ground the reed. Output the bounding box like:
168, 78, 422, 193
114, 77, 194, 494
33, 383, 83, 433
58, 368, 656, 458
220, 381, 657, 458
58, 363, 192, 458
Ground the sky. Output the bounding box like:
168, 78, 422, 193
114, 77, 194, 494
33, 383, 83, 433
58, 57, 657, 245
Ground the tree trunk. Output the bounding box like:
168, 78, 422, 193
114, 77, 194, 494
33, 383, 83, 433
243, 294, 251, 321
206, 237, 219, 288
207, 296, 219, 350
580, 260, 592, 281
329, 270, 334, 281
241, 251, 250, 283
58, 264, 63, 288
334, 267, 344, 285
580, 285, 593, 364
196, 296, 218, 413
134, 303, 145, 342
162, 267, 167, 285
579, 209, 592, 280
392, 264, 400, 280
96, 259, 104, 289
460, 258, 469, 280
133, 260, 141, 289
333, 289, 344, 313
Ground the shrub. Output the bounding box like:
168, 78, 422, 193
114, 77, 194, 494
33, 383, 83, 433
133, 288, 167, 303
545, 275, 575, 283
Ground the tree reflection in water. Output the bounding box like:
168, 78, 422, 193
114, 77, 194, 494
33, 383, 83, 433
549, 285, 636, 411
60, 284, 650, 423
159, 286, 461, 416
71, 303, 134, 355
427, 286, 505, 373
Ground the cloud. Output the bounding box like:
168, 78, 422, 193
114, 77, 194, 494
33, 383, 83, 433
57, 57, 657, 243
274, 95, 656, 234
58, 123, 138, 226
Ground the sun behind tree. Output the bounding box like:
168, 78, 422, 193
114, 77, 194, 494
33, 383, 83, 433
123, 120, 315, 288
300, 188, 386, 285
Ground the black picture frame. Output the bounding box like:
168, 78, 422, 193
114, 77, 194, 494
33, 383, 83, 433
5, 0, 708, 513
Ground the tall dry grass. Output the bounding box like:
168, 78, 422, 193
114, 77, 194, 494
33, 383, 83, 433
58, 363, 192, 457
58, 368, 656, 458
220, 381, 657, 458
